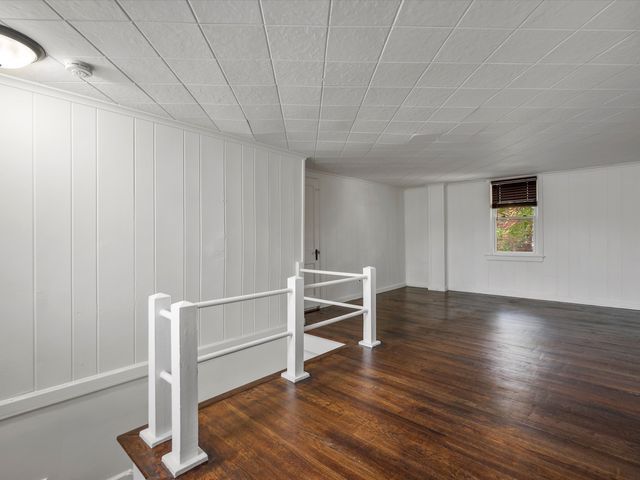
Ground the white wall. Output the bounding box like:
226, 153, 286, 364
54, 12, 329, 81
307, 170, 405, 301
446, 163, 640, 309
404, 187, 428, 288
0, 77, 303, 479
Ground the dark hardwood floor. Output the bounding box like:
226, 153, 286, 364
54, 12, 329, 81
119, 287, 640, 479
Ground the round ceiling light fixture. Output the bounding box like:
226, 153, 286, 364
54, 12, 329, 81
0, 25, 45, 69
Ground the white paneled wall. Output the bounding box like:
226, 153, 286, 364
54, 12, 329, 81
308, 171, 405, 301
0, 81, 303, 402
404, 187, 428, 288
446, 164, 640, 309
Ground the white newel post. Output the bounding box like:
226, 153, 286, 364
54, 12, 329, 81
140, 293, 172, 448
359, 266, 381, 348
161, 301, 208, 477
281, 275, 310, 383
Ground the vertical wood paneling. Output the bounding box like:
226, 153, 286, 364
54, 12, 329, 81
134, 119, 154, 362
293, 159, 303, 269
200, 136, 225, 345
621, 165, 640, 302
241, 146, 256, 335
97, 110, 134, 372
224, 142, 243, 338
605, 168, 622, 301
71, 103, 97, 379
268, 153, 282, 327
34, 94, 72, 389
0, 85, 34, 399
155, 125, 184, 300
280, 156, 294, 320
184, 132, 200, 305
254, 150, 270, 332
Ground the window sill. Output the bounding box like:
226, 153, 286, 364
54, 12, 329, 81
484, 254, 545, 262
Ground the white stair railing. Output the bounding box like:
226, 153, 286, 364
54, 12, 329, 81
139, 265, 378, 477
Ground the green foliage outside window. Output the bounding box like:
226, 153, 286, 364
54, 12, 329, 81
496, 206, 534, 252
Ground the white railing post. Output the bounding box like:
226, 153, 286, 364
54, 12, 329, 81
161, 301, 208, 477
140, 293, 172, 448
281, 275, 310, 383
359, 266, 381, 348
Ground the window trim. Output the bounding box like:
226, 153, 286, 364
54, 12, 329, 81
486, 179, 544, 261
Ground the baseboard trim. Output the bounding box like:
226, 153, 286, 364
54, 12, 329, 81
105, 468, 133, 480
0, 326, 286, 422
406, 282, 429, 289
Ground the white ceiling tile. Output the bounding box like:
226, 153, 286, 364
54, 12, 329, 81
4, 19, 100, 57
417, 63, 478, 87
444, 88, 499, 107
460, 0, 540, 28
120, 0, 194, 22
188, 84, 236, 103
446, 123, 488, 135
96, 82, 153, 103
592, 32, 640, 65
3, 56, 78, 82
585, 0, 640, 29
541, 30, 632, 64
393, 107, 435, 122
396, 0, 471, 27
320, 105, 360, 121
524, 90, 578, 108
165, 58, 226, 84
605, 92, 640, 107
554, 65, 629, 90
319, 120, 353, 131
521, 1, 610, 28
262, 0, 330, 25
326, 27, 389, 61
404, 87, 454, 107
500, 107, 551, 123
563, 91, 625, 107
596, 66, 640, 90
351, 120, 389, 132
142, 84, 194, 103
73, 21, 156, 57
285, 119, 318, 131
72, 55, 134, 83
348, 132, 379, 142
214, 119, 253, 135
318, 131, 350, 142
435, 29, 512, 63
363, 87, 411, 106
463, 64, 529, 89
279, 86, 321, 105
125, 102, 171, 117
323, 62, 376, 86
249, 119, 285, 134
287, 131, 317, 141
256, 133, 288, 147
356, 106, 398, 120
381, 27, 450, 62
288, 141, 317, 152
267, 26, 326, 61
161, 103, 207, 119
428, 107, 474, 122
273, 61, 324, 86
487, 29, 572, 63
378, 133, 413, 143
47, 0, 125, 20
112, 57, 178, 84
462, 107, 512, 123
282, 104, 320, 120
508, 64, 578, 88
0, 0, 58, 19
330, 0, 400, 26
201, 24, 269, 60
322, 86, 367, 105
384, 121, 421, 135
233, 85, 279, 105
218, 59, 275, 84
190, 0, 262, 24
415, 122, 454, 135
243, 104, 283, 120
137, 22, 211, 59
202, 103, 245, 120
44, 81, 110, 101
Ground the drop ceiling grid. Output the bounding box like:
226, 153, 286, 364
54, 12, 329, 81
0, 0, 638, 186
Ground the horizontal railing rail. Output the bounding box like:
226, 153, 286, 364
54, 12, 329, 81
141, 262, 379, 478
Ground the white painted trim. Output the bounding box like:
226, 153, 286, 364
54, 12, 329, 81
0, 74, 304, 162
0, 326, 286, 421
105, 469, 133, 480
485, 254, 545, 262
406, 282, 429, 289
306, 168, 401, 189
449, 288, 640, 311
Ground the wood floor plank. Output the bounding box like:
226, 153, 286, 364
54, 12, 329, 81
119, 288, 640, 479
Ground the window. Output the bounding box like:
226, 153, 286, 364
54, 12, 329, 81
490, 177, 541, 257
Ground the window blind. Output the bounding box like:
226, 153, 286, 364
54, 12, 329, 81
491, 176, 537, 208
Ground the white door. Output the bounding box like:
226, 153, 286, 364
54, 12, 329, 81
304, 178, 320, 311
